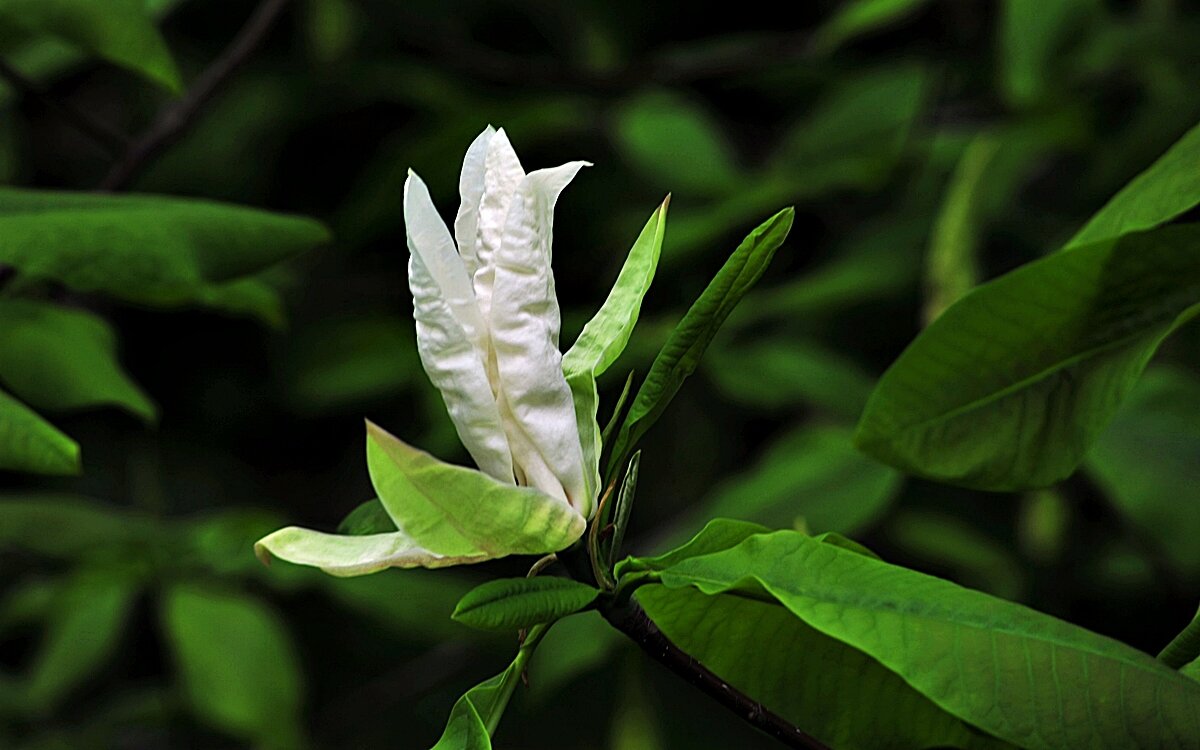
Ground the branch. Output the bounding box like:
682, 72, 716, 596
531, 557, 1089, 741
0, 58, 129, 157
98, 0, 291, 191
603, 599, 831, 750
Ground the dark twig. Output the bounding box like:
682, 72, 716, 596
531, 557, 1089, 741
603, 599, 831, 750
98, 0, 291, 191
0, 58, 129, 156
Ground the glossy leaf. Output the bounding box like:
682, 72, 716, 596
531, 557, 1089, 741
856, 224, 1200, 490
0, 188, 330, 308
606, 208, 793, 478
0, 388, 79, 475
654, 530, 1200, 749
0, 0, 182, 92
452, 577, 600, 631
0, 299, 155, 422
161, 583, 305, 749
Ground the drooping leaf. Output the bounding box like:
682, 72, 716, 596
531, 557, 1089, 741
564, 199, 668, 503
1068, 119, 1200, 248
701, 424, 900, 537
0, 188, 330, 308
606, 208, 793, 478
161, 583, 305, 749
855, 224, 1200, 490
452, 577, 600, 631
1087, 367, 1200, 579
0, 299, 155, 422
24, 569, 139, 712
613, 93, 741, 196
0, 0, 182, 92
654, 530, 1200, 749
0, 388, 79, 475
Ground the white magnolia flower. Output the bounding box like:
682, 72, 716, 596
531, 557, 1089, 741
405, 125, 595, 518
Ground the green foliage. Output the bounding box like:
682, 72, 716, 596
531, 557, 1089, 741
856, 224, 1200, 490
810, 0, 932, 56
161, 583, 305, 749
647, 528, 1200, 749
0, 389, 78, 474
0, 0, 181, 91
606, 208, 794, 478
452, 577, 600, 631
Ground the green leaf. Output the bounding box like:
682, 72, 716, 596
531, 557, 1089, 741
885, 510, 1026, 600
810, 0, 933, 56
0, 0, 182, 92
606, 208, 793, 478
1069, 119, 1200, 248
0, 388, 79, 475
1087, 367, 1200, 578
24, 569, 139, 712
855, 224, 1200, 490
0, 299, 155, 422
999, 0, 1096, 106
255, 422, 585, 576
431, 623, 550, 750
336, 497, 397, 536
452, 577, 600, 631
1159, 604, 1200, 670
705, 338, 875, 418
605, 450, 640, 569
0, 494, 152, 557
654, 530, 1200, 749
702, 424, 901, 536
161, 583, 305, 749
616, 517, 768, 578
564, 199, 668, 503
613, 93, 741, 196
637, 585, 1009, 750
0, 188, 330, 308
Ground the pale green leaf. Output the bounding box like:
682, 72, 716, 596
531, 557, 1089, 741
452, 577, 600, 631
855, 224, 1200, 490
0, 299, 155, 422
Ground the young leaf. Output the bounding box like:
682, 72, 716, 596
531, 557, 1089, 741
654, 530, 1200, 749
564, 199, 668, 504
0, 299, 156, 422
0, 388, 79, 475
451, 577, 600, 631
0, 0, 182, 92
855, 224, 1200, 490
432, 623, 550, 749
606, 208, 793, 479
161, 583, 305, 749
24, 570, 139, 712
615, 517, 769, 578
606, 450, 640, 569
0, 188, 330, 308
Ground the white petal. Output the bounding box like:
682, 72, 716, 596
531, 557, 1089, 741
405, 171, 514, 482
453, 125, 495, 277
472, 128, 526, 329
489, 161, 592, 513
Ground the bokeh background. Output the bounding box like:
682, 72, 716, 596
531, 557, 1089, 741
3, 0, 1200, 747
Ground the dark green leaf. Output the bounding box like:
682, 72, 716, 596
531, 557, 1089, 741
0, 188, 330, 308
452, 577, 600, 631
856, 224, 1200, 490
606, 208, 793, 478
336, 497, 397, 536
0, 299, 155, 422
0, 0, 181, 92
655, 530, 1200, 749
1159, 604, 1200, 670
0, 389, 79, 475
161, 583, 305, 749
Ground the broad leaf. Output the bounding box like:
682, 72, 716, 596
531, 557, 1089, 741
1068, 118, 1200, 248
606, 208, 793, 478
613, 93, 741, 196
452, 577, 600, 631
0, 188, 330, 308
0, 388, 79, 475
1087, 367, 1200, 579
24, 569, 139, 712
856, 224, 1200, 490
0, 494, 152, 557
0, 0, 182, 92
0, 299, 155, 422
616, 518, 768, 578
564, 199, 668, 503
654, 530, 1200, 749
161, 583, 305, 749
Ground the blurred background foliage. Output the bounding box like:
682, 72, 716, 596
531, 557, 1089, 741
1, 0, 1199, 747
